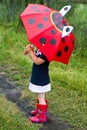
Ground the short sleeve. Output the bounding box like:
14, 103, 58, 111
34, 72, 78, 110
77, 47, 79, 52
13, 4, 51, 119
35, 49, 47, 61
39, 53, 47, 61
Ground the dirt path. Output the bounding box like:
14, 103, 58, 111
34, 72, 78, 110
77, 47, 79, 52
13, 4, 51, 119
0, 67, 74, 130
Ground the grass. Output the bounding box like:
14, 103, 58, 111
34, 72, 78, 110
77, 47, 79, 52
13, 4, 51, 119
0, 4, 87, 130
0, 94, 40, 130
0, 26, 87, 130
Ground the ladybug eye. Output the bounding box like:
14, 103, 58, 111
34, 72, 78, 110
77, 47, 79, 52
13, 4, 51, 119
62, 26, 73, 37
59, 5, 71, 17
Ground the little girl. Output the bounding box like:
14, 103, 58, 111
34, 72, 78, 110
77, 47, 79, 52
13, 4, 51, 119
24, 44, 51, 123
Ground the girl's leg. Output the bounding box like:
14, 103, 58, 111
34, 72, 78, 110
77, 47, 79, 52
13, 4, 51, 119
31, 93, 46, 116
37, 93, 46, 105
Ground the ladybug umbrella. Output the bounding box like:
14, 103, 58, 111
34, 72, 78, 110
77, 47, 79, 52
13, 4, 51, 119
20, 4, 75, 64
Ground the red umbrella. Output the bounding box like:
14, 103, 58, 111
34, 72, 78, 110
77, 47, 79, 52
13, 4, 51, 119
20, 4, 75, 64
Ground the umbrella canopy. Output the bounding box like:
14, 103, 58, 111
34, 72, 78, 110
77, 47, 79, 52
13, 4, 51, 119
20, 4, 75, 64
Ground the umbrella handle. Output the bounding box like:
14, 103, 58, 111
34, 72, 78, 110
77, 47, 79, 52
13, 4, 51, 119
24, 44, 34, 55
24, 50, 28, 55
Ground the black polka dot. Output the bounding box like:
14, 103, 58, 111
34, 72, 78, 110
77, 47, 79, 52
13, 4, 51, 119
70, 38, 74, 44
57, 51, 62, 57
51, 29, 56, 34
58, 14, 63, 21
31, 6, 37, 9
38, 23, 44, 29
62, 38, 66, 43
50, 39, 56, 45
44, 9, 49, 12
28, 18, 35, 24
43, 17, 48, 21
64, 46, 69, 52
54, 13, 58, 18
34, 10, 40, 12
40, 38, 46, 44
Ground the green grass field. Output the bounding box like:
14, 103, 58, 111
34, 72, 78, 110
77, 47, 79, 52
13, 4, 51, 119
0, 4, 87, 130
0, 95, 40, 130
0, 25, 87, 130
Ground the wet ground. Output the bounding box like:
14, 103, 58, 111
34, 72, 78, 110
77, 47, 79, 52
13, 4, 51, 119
0, 67, 74, 130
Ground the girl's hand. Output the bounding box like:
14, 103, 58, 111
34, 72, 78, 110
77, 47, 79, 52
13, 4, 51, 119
24, 44, 34, 55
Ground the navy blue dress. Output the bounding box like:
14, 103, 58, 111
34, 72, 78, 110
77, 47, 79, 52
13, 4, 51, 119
30, 49, 50, 86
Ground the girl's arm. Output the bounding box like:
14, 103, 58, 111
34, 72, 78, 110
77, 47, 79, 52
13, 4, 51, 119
29, 51, 45, 65
24, 44, 45, 65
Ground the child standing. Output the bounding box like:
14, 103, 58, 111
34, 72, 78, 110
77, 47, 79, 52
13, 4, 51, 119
24, 44, 51, 123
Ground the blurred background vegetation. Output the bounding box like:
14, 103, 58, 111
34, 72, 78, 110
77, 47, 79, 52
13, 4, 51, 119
0, 0, 87, 57
0, 0, 87, 129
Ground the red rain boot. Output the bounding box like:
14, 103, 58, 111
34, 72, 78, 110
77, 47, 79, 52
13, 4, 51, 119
31, 99, 39, 116
31, 99, 48, 116
30, 103, 48, 123
31, 103, 39, 116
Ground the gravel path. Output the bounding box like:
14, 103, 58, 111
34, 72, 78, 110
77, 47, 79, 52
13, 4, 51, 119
0, 67, 74, 130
